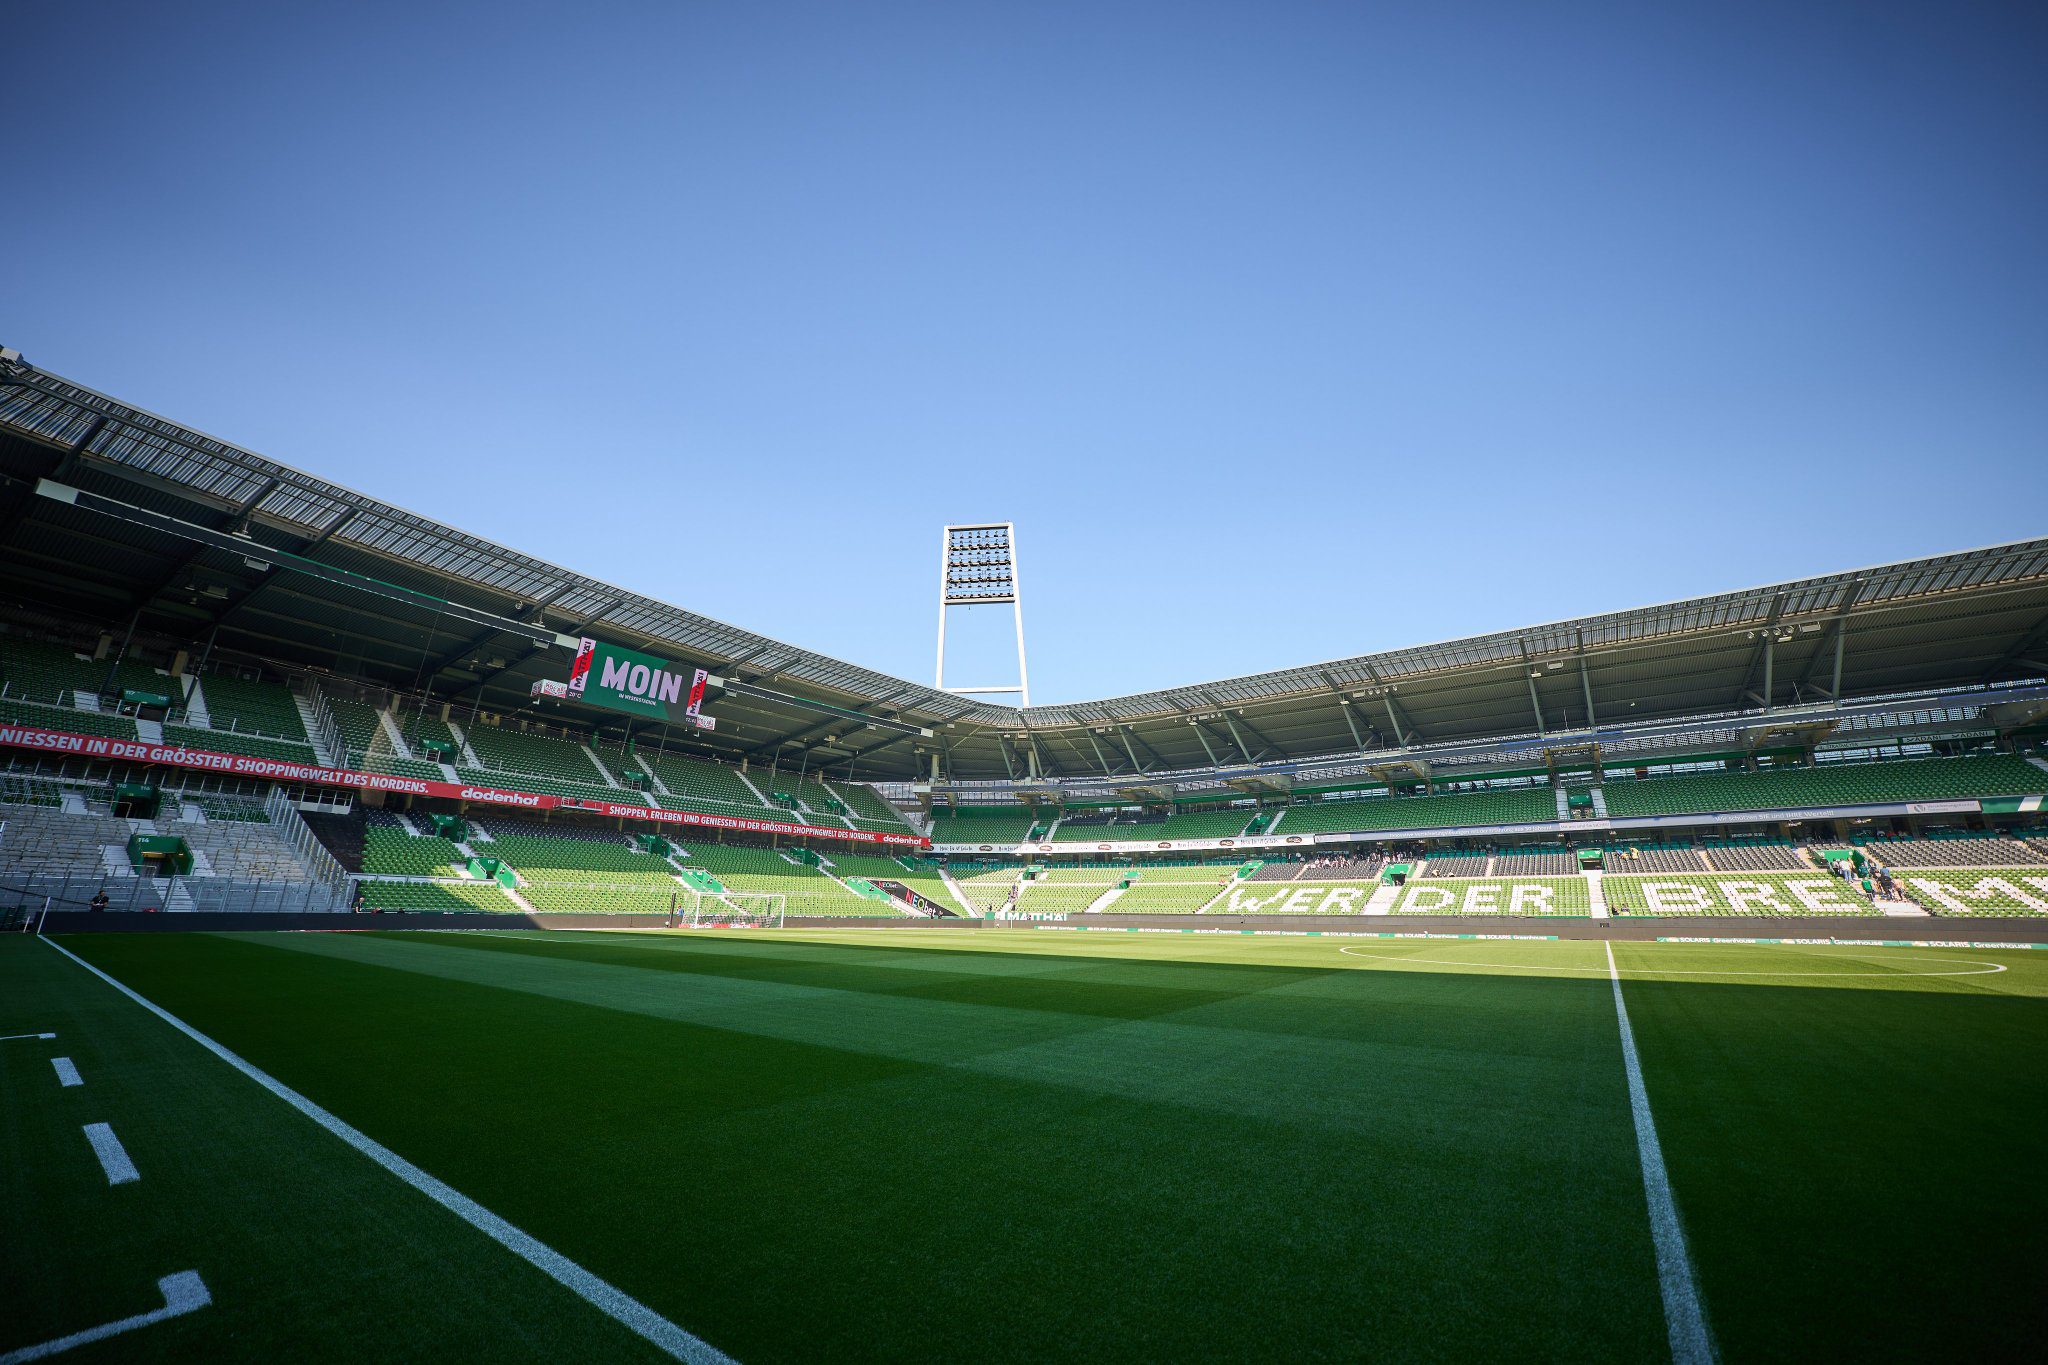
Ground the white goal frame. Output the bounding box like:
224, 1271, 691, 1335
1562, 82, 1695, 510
679, 891, 786, 930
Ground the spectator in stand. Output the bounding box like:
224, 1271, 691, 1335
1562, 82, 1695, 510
89, 888, 109, 913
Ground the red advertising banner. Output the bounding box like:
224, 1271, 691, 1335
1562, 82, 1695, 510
0, 723, 926, 847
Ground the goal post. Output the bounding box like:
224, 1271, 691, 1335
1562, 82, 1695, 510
679, 891, 786, 930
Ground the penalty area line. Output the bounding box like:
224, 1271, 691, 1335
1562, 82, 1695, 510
0, 1270, 210, 1364
39, 938, 736, 1365
1605, 941, 1715, 1364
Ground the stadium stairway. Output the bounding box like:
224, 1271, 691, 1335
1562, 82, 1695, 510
1087, 885, 1128, 913
135, 717, 162, 743
580, 744, 620, 787
632, 754, 673, 796
1362, 882, 1403, 913
375, 709, 416, 759
446, 720, 484, 769
1554, 788, 1571, 820
1590, 788, 1609, 817
937, 865, 979, 917
182, 677, 212, 728
732, 767, 773, 806
293, 692, 337, 767
1585, 870, 1609, 920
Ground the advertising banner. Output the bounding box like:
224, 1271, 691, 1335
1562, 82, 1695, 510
565, 638, 715, 730
0, 722, 922, 846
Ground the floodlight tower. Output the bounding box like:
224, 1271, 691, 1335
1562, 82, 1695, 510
935, 522, 1029, 706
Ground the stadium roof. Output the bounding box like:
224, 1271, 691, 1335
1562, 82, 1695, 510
3, 346, 2046, 785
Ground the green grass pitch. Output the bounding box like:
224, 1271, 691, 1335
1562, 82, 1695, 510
4, 927, 2044, 1361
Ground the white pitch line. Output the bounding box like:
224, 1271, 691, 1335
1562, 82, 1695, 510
82, 1122, 139, 1186
0, 1270, 210, 1364
1605, 941, 1715, 1364
40, 938, 735, 1365
51, 1057, 82, 1087
0, 1032, 57, 1042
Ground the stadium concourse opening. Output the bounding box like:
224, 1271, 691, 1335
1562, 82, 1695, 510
1, 352, 2047, 1361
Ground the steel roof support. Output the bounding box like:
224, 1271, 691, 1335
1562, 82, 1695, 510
1324, 680, 1365, 751
1227, 711, 1282, 762
1381, 695, 1407, 747
1733, 593, 1788, 707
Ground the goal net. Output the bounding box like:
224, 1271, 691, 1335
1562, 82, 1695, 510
680, 891, 786, 930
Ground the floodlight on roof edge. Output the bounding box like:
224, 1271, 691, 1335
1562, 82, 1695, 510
936, 522, 1029, 707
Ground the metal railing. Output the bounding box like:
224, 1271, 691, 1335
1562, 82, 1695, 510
0, 869, 348, 915
263, 785, 354, 899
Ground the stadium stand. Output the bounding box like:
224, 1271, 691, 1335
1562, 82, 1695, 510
1103, 878, 1233, 913
454, 766, 627, 804
0, 696, 139, 742
192, 795, 269, 823
1604, 871, 1876, 916
0, 637, 168, 705
1390, 877, 1591, 915
1894, 870, 2048, 915
826, 781, 913, 831
361, 822, 467, 879
1602, 755, 2048, 817
1492, 849, 1577, 876
1866, 832, 2048, 868
1049, 812, 1152, 843
678, 841, 877, 916
320, 696, 445, 779
0, 772, 64, 807
748, 768, 845, 820
951, 864, 1027, 914
323, 696, 387, 763
820, 851, 954, 911
195, 671, 308, 741
301, 808, 366, 872
1604, 843, 1709, 873
160, 724, 317, 765
627, 748, 773, 812
478, 821, 680, 886
1420, 851, 1491, 878
930, 806, 1038, 845
461, 724, 613, 787
357, 879, 517, 913
404, 709, 462, 752
1212, 879, 1382, 913
1279, 785, 1557, 835
1013, 870, 1120, 913
1700, 839, 1810, 872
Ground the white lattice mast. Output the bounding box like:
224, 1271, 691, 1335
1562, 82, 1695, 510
935, 522, 1029, 706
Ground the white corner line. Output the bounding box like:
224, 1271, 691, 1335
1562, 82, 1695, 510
82, 1122, 139, 1186
39, 937, 736, 1365
0, 1270, 211, 1364
51, 1057, 82, 1088
1605, 941, 1716, 1364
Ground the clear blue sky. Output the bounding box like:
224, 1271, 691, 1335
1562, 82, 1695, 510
8, 1, 2044, 704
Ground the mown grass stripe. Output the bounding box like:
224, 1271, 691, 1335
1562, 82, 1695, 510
40, 938, 736, 1365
